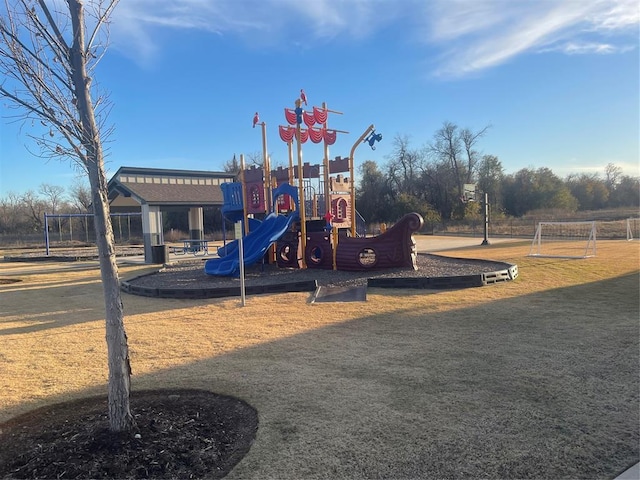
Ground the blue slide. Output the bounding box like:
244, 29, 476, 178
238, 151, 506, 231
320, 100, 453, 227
217, 217, 262, 258
204, 212, 297, 277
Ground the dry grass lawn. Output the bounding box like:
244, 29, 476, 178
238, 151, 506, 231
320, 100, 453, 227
1, 239, 638, 479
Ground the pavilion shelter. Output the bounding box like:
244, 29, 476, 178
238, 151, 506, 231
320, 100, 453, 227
107, 166, 236, 263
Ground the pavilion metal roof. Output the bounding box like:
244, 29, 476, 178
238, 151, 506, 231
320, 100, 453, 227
107, 166, 236, 207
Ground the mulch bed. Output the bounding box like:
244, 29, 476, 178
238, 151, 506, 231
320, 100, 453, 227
0, 390, 258, 479
129, 254, 512, 289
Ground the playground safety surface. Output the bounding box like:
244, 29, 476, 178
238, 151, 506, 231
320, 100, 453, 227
121, 253, 518, 299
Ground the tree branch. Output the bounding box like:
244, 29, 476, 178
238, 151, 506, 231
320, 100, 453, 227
86, 0, 119, 54
35, 0, 69, 56
0, 84, 55, 124
0, 18, 73, 91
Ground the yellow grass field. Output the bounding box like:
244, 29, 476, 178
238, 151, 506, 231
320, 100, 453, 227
1, 239, 638, 478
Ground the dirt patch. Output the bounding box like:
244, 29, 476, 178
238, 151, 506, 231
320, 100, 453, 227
0, 278, 21, 284
0, 389, 258, 479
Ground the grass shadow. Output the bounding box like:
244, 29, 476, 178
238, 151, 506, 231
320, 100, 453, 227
3, 272, 637, 479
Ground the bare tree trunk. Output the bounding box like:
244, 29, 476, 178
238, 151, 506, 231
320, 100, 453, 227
88, 161, 134, 432
1, 0, 131, 431
68, 0, 133, 432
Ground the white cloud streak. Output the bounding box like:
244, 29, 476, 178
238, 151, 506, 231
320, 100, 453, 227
424, 0, 639, 78
109, 0, 639, 77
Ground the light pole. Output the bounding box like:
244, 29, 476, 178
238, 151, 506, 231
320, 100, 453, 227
349, 125, 382, 237
252, 112, 271, 215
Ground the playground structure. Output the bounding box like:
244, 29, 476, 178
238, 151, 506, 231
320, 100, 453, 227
205, 91, 424, 277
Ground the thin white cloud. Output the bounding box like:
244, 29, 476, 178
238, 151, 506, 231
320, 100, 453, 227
109, 0, 639, 76
587, 0, 640, 31
109, 0, 397, 63
541, 42, 635, 55
425, 0, 516, 42
430, 3, 591, 77
425, 0, 639, 78
553, 161, 640, 178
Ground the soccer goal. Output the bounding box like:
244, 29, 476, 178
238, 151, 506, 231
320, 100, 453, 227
528, 221, 597, 258
627, 218, 640, 241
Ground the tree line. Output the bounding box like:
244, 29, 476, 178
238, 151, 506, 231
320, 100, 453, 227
0, 181, 92, 235
356, 122, 639, 226
2, 121, 639, 236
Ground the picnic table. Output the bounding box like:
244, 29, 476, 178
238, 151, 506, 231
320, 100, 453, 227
172, 239, 209, 256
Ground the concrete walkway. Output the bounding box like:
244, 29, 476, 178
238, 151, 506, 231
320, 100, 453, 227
413, 235, 523, 253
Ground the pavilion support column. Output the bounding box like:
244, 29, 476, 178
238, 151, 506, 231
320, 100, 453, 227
141, 204, 163, 263
188, 207, 204, 240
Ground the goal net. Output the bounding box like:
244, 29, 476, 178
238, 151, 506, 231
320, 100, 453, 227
627, 218, 640, 241
528, 221, 597, 258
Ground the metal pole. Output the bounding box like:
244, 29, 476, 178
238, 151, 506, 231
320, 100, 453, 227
240, 154, 249, 235
481, 192, 490, 246
322, 102, 331, 216
236, 221, 246, 307
261, 122, 271, 213
44, 213, 50, 256
287, 141, 294, 184
295, 100, 307, 267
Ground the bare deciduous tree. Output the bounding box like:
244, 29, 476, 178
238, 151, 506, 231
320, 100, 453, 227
39, 182, 65, 213
605, 162, 622, 191
69, 178, 92, 212
386, 134, 424, 198
222, 154, 240, 174
21, 189, 46, 230
0, 0, 134, 432
245, 150, 266, 168
0, 191, 26, 232
429, 121, 489, 202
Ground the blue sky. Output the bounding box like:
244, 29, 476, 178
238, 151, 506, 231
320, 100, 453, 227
1, 0, 638, 197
